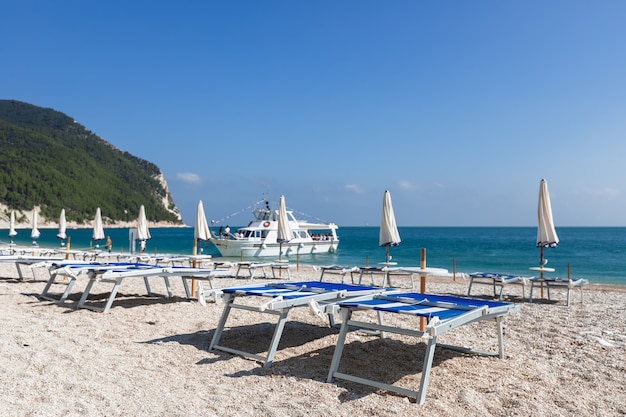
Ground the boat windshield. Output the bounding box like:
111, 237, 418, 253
237, 229, 269, 239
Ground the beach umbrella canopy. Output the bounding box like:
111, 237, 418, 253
137, 205, 151, 241
537, 179, 559, 265
277, 195, 293, 244
9, 210, 17, 240
194, 200, 211, 241
379, 190, 401, 263
57, 208, 67, 240
92, 207, 105, 241
31, 210, 40, 240
276, 195, 293, 259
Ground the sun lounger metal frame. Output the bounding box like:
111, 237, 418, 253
529, 277, 589, 306
40, 261, 153, 304
234, 262, 274, 279
76, 266, 236, 313
209, 281, 385, 368
318, 265, 360, 283
40, 262, 231, 312
0, 255, 64, 281
467, 272, 531, 300
234, 261, 292, 279
326, 292, 520, 404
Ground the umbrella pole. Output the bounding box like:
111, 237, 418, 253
279, 243, 283, 277
419, 248, 427, 331
191, 239, 197, 297
453, 258, 456, 282
539, 246, 543, 298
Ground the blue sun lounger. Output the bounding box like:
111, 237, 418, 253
40, 261, 154, 303
0, 254, 64, 281
327, 292, 520, 404
318, 265, 360, 283
529, 276, 589, 306
467, 272, 532, 300
41, 262, 231, 312
209, 281, 386, 367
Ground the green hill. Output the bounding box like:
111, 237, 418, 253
0, 100, 182, 225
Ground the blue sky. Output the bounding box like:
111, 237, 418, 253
3, 1, 626, 227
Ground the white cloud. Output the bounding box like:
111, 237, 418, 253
578, 187, 621, 198
398, 180, 417, 190
345, 184, 365, 194
176, 172, 202, 184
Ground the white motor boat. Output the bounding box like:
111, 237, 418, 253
211, 200, 339, 258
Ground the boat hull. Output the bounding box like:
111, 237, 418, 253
212, 238, 338, 258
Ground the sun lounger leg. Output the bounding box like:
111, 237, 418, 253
209, 294, 234, 350
143, 276, 152, 295
16, 263, 26, 281
467, 277, 474, 296
40, 274, 76, 303
163, 277, 173, 298
377, 310, 386, 339
29, 265, 42, 281
566, 288, 571, 307
77, 278, 97, 310
181, 277, 191, 299
40, 276, 58, 300
58, 278, 77, 304
416, 336, 437, 405
263, 310, 290, 368
102, 280, 123, 313
327, 309, 352, 383
496, 316, 504, 359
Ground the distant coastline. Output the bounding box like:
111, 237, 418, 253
0, 220, 189, 229
0, 203, 187, 229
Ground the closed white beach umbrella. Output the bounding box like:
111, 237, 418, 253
31, 210, 40, 241
57, 208, 67, 241
92, 207, 105, 243
537, 179, 559, 266
137, 205, 151, 241
9, 210, 17, 241
276, 195, 293, 258
379, 190, 401, 263
194, 200, 211, 242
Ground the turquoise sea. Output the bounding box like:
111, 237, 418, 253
6, 226, 626, 286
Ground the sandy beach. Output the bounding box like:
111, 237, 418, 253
1, 259, 625, 417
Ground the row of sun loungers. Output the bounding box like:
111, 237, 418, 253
208, 280, 520, 404
1, 253, 590, 404
467, 271, 589, 306
38, 260, 234, 312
